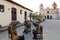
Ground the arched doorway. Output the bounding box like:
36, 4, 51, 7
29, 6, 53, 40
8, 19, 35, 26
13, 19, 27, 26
50, 16, 52, 19
47, 15, 49, 19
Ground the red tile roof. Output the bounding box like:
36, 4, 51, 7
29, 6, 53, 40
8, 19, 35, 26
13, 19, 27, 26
6, 0, 33, 12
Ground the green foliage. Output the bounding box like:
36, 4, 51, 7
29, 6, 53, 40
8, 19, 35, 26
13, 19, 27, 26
29, 12, 43, 19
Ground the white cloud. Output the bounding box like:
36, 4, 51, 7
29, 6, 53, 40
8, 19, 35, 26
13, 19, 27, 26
13, 0, 60, 12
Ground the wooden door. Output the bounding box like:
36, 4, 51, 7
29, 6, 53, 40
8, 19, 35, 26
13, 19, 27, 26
11, 8, 17, 21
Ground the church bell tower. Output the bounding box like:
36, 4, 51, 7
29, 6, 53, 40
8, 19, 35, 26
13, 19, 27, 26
40, 3, 44, 11
52, 2, 57, 9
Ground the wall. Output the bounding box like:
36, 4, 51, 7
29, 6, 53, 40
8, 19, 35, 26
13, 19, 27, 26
0, 0, 32, 27
57, 8, 60, 19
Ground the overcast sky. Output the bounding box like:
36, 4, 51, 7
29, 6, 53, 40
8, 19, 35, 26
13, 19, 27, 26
13, 0, 60, 12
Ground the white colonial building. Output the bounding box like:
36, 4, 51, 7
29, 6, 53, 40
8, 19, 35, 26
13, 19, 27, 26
40, 2, 59, 19
0, 0, 33, 26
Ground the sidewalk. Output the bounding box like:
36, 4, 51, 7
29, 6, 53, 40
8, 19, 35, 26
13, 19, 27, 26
0, 23, 24, 32
0, 27, 8, 32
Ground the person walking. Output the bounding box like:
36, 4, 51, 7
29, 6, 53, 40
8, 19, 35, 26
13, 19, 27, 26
32, 29, 37, 39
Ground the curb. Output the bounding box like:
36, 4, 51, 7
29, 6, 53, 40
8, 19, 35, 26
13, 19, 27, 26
0, 28, 7, 32
0, 23, 24, 33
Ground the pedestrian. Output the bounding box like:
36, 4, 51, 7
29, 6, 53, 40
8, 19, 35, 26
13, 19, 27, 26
32, 29, 37, 39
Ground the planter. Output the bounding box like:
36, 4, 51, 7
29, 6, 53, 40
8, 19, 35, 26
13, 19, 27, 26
37, 34, 43, 39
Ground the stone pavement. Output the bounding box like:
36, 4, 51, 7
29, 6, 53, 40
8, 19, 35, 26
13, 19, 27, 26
1, 19, 60, 40
0, 23, 41, 40
17, 23, 41, 40
0, 31, 10, 40
41, 19, 60, 40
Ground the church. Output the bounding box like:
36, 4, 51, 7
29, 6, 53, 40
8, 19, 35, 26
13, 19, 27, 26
40, 2, 59, 19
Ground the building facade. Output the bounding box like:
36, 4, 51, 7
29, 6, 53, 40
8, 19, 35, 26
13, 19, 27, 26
0, 0, 33, 26
40, 2, 58, 19
57, 8, 60, 19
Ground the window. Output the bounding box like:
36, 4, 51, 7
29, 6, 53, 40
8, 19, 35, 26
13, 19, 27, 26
54, 7, 56, 9
20, 10, 22, 14
0, 5, 4, 12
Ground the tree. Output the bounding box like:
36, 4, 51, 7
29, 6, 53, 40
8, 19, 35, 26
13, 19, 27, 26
29, 12, 43, 19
